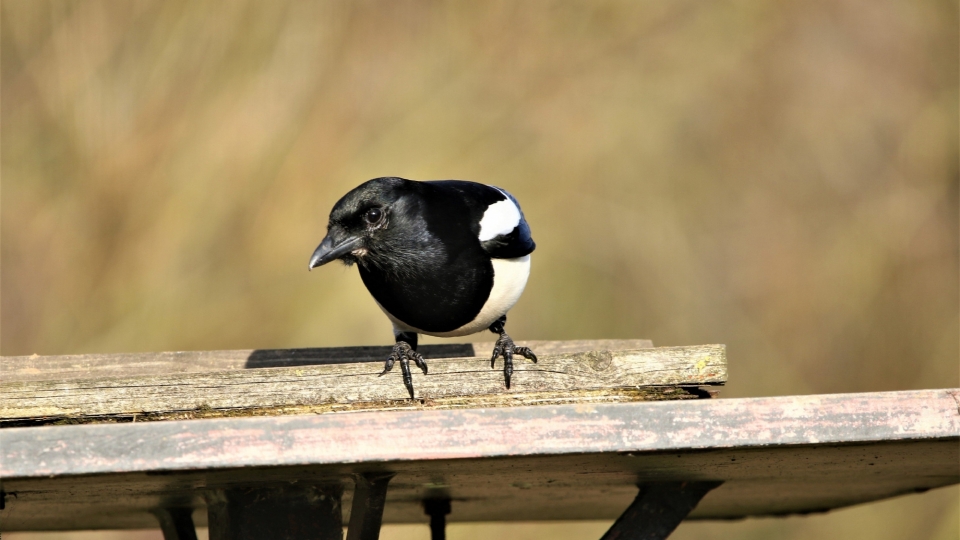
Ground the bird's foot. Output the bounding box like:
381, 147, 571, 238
490, 332, 537, 389
380, 341, 428, 399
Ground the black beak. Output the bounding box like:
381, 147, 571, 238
309, 234, 363, 270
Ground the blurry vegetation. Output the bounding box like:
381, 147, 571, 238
1, 1, 957, 539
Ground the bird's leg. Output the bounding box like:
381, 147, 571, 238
380, 331, 428, 399
488, 315, 537, 389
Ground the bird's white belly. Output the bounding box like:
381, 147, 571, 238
380, 255, 531, 338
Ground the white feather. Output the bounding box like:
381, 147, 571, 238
478, 196, 521, 241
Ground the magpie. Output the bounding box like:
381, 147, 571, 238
308, 177, 537, 398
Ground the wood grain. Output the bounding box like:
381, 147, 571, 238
2, 339, 654, 383
0, 343, 721, 425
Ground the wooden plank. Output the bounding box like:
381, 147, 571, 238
4, 388, 953, 478
1, 440, 956, 530
2, 339, 654, 383
0, 389, 957, 530
0, 344, 721, 426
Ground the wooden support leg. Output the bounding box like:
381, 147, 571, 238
346, 472, 395, 540
423, 498, 451, 540
206, 484, 344, 540
600, 481, 723, 540
152, 508, 198, 540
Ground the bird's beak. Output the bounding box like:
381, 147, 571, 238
309, 234, 363, 270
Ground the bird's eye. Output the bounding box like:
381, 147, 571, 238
364, 207, 383, 225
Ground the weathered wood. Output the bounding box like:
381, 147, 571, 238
0, 389, 957, 531
2, 339, 654, 383
0, 344, 723, 426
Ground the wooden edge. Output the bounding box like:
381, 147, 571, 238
1, 339, 655, 383
1, 388, 712, 428
1, 388, 957, 479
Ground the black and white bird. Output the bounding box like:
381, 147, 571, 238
309, 177, 537, 398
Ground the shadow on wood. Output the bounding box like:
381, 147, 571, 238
244, 344, 475, 369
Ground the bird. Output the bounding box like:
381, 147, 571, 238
308, 177, 537, 398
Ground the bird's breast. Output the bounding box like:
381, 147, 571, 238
377, 254, 531, 338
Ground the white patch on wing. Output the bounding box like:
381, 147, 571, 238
478, 195, 521, 242
378, 255, 532, 338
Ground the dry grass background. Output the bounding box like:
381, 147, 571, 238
1, 1, 957, 539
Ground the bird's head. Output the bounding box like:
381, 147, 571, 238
309, 177, 421, 270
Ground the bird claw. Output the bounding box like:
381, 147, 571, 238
489, 332, 537, 389
514, 346, 537, 364
382, 341, 428, 398
490, 344, 502, 368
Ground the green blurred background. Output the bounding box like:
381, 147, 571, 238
1, 1, 957, 539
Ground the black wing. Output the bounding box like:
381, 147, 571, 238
424, 180, 536, 259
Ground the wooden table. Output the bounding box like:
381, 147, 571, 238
1, 341, 957, 540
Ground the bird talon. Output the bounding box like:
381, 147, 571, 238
383, 341, 426, 398
514, 346, 538, 363
488, 329, 533, 388
400, 356, 416, 399
411, 352, 429, 375
490, 332, 537, 390
380, 355, 397, 376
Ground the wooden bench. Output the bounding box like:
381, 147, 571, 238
1, 340, 957, 540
